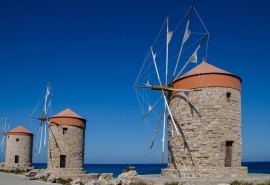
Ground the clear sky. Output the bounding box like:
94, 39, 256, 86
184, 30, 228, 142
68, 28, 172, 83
0, 0, 270, 164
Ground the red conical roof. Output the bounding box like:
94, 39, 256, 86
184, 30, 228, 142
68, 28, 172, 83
172, 60, 242, 92
7, 125, 33, 136
182, 60, 231, 77
51, 108, 83, 119
49, 108, 86, 127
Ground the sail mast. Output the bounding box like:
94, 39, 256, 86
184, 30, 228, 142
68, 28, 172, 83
162, 17, 171, 163
165, 17, 169, 86
173, 6, 193, 81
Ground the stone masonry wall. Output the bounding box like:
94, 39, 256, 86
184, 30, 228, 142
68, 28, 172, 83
47, 125, 85, 174
165, 87, 246, 177
5, 134, 33, 169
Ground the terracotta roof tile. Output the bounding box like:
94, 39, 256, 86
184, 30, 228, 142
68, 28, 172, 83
52, 108, 83, 119
8, 125, 32, 134
182, 60, 231, 77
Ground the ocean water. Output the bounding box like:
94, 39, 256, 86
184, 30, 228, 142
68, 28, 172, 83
242, 161, 270, 174
33, 162, 270, 178
33, 163, 167, 177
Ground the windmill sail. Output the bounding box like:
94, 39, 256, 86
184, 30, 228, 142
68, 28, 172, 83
134, 5, 209, 163
0, 117, 10, 152
30, 83, 52, 157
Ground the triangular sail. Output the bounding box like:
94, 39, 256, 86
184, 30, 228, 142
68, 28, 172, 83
167, 31, 173, 44
183, 28, 191, 44
187, 47, 198, 63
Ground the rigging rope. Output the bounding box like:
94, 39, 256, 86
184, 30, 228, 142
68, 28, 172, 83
152, 19, 166, 48
30, 87, 46, 118
194, 7, 209, 34
171, 8, 189, 34
135, 88, 164, 161
205, 36, 209, 61
135, 48, 151, 85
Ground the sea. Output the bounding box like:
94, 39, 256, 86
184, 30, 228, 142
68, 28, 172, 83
33, 162, 270, 178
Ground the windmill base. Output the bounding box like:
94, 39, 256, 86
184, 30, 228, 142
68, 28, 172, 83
0, 162, 33, 172
161, 167, 247, 178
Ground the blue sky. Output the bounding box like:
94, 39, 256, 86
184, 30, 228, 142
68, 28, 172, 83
0, 0, 270, 164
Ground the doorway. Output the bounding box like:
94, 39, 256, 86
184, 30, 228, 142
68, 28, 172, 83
60, 155, 66, 168
14, 155, 19, 164
225, 141, 233, 167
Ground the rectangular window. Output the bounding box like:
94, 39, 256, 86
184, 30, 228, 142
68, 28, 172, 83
16, 138, 19, 142
60, 155, 66, 168
226, 92, 231, 103
15, 155, 19, 163
63, 128, 68, 135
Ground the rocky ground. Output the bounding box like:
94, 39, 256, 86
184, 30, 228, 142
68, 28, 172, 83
35, 169, 270, 185
2, 167, 270, 185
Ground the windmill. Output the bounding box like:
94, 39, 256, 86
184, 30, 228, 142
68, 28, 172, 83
0, 116, 10, 152
30, 83, 52, 157
134, 6, 209, 163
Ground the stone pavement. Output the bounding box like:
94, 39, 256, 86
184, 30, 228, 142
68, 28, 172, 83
1, 171, 270, 185
137, 173, 270, 185
0, 172, 60, 185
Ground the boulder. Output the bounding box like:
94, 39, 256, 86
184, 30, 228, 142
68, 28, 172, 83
47, 174, 57, 183
71, 179, 82, 185
99, 173, 114, 180
117, 170, 138, 184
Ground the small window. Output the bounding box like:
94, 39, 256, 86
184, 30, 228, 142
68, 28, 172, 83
63, 128, 68, 135
16, 138, 19, 142
226, 92, 231, 102
15, 155, 19, 163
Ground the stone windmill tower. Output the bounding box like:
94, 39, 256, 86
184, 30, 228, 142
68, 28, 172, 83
5, 125, 33, 170
47, 108, 86, 174
162, 61, 247, 177
134, 6, 248, 178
